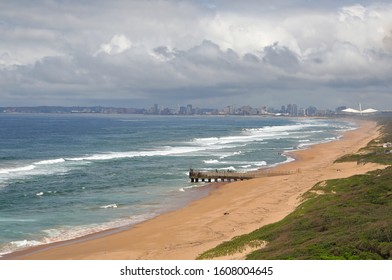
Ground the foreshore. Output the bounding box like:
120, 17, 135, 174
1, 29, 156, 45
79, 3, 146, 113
5, 119, 384, 260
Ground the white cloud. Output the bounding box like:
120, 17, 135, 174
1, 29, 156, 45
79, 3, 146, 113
96, 34, 132, 55
339, 4, 367, 21
0, 52, 19, 67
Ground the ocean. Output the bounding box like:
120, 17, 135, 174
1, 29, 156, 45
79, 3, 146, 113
0, 113, 356, 256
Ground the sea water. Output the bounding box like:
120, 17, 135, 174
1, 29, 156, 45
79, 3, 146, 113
0, 114, 356, 256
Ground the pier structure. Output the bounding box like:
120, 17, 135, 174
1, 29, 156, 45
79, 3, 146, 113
189, 169, 253, 183
188, 168, 300, 183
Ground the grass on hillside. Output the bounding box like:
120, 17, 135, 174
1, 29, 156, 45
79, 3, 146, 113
197, 117, 392, 260
335, 117, 392, 165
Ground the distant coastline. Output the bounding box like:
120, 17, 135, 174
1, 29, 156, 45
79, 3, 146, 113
2, 105, 389, 117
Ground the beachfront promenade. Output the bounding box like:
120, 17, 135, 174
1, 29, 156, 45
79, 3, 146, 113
189, 168, 300, 182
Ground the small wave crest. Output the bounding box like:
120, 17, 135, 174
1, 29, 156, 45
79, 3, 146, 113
0, 165, 35, 175
244, 123, 314, 135
203, 159, 220, 164
219, 151, 242, 159
179, 184, 208, 192
0, 213, 157, 256
192, 133, 264, 147
0, 158, 70, 186
35, 158, 66, 165
220, 166, 236, 171
100, 204, 118, 209
0, 240, 44, 257
66, 145, 229, 162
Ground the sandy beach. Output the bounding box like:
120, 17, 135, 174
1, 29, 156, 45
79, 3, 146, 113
6, 119, 385, 260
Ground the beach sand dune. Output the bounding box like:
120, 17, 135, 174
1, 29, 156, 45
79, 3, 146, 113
8, 120, 384, 260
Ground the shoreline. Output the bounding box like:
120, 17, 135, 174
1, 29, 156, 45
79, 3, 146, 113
4, 119, 384, 260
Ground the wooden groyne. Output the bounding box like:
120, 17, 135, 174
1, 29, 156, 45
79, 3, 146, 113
189, 168, 300, 183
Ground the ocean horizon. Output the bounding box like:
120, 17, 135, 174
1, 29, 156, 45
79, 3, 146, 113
0, 113, 356, 256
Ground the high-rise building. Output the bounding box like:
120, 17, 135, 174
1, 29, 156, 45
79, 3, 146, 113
292, 104, 298, 115
186, 104, 193, 115
286, 104, 298, 116
179, 106, 187, 115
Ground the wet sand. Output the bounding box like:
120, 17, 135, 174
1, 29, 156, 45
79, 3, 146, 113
6, 119, 385, 260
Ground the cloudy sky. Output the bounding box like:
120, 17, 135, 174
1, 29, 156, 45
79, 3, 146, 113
1, 0, 392, 110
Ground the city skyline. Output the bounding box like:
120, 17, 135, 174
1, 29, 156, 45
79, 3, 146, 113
1, 1, 392, 109
0, 102, 384, 117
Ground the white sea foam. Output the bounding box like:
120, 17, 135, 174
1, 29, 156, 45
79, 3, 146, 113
0, 165, 36, 175
193, 137, 219, 146
191, 123, 327, 150
11, 240, 43, 247
35, 158, 66, 165
237, 161, 266, 171
39, 214, 157, 245
193, 135, 262, 147
100, 204, 118, 209
281, 155, 295, 164
0, 145, 219, 184
0, 165, 39, 189
213, 160, 266, 166
0, 213, 158, 256
219, 151, 242, 159
0, 120, 353, 188
285, 156, 295, 163
0, 239, 45, 257
244, 123, 316, 135
1, 122, 323, 184
66, 145, 224, 162
298, 142, 313, 148
219, 166, 236, 171
70, 143, 243, 163
0, 159, 70, 186
203, 159, 220, 164
179, 184, 207, 192
297, 135, 339, 150
267, 153, 296, 169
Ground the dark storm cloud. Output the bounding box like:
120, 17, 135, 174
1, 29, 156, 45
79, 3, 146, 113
262, 42, 300, 73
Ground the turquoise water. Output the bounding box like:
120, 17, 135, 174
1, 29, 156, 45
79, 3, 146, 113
0, 114, 355, 255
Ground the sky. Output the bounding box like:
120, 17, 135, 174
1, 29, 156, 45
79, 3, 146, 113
1, 0, 392, 110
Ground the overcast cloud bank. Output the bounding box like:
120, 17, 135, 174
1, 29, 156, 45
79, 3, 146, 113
1, 0, 392, 109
